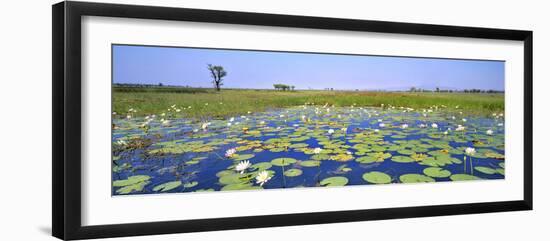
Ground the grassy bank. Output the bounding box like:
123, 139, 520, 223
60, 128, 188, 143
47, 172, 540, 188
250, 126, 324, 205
113, 87, 504, 119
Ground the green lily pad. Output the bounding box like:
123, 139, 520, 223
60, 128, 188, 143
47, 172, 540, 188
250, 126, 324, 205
284, 169, 303, 177
391, 156, 415, 163
271, 157, 298, 166
300, 160, 321, 167
250, 162, 272, 171
450, 174, 482, 181
153, 181, 182, 192
474, 166, 497, 175
320, 176, 349, 186
362, 171, 392, 184
183, 181, 198, 188
423, 167, 451, 178
113, 175, 151, 187
399, 174, 435, 183
232, 154, 255, 161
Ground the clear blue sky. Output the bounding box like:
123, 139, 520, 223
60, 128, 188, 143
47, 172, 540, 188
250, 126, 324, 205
113, 45, 504, 91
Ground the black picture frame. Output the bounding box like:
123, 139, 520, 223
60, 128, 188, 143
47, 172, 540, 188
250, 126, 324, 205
52, 1, 533, 240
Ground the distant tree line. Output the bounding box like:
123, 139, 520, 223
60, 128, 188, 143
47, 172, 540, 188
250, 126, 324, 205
409, 87, 503, 93
273, 84, 295, 91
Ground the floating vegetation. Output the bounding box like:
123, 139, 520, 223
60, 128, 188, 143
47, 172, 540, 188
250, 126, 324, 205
112, 105, 504, 195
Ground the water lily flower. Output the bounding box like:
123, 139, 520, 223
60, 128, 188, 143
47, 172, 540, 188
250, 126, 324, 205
497, 123, 504, 126
260, 121, 265, 125
255, 170, 272, 187
452, 116, 456, 120
374, 129, 380, 132
193, 129, 199, 133
126, 115, 132, 119
313, 147, 322, 154
227, 123, 232, 126
188, 106, 192, 109
377, 119, 382, 122
225, 148, 237, 158
280, 114, 285, 118
235, 160, 251, 174
116, 139, 127, 146
401, 124, 408, 129
161, 113, 166, 116
465, 147, 476, 156
161, 119, 170, 126
170, 105, 176, 108
462, 118, 467, 122
486, 129, 493, 135
293, 124, 299, 127
419, 124, 427, 128
205, 103, 208, 106
456, 125, 465, 131
431, 123, 438, 128
328, 129, 335, 134
423, 113, 427, 117
379, 123, 385, 128
229, 117, 235, 122
176, 109, 181, 112
112, 112, 117, 115
444, 131, 448, 135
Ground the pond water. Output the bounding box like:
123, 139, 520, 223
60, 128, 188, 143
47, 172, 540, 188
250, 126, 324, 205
111, 105, 505, 195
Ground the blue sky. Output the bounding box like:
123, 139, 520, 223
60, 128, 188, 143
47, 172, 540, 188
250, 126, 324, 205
113, 45, 504, 91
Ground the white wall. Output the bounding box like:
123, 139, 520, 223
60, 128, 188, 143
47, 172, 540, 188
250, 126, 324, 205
0, 0, 547, 240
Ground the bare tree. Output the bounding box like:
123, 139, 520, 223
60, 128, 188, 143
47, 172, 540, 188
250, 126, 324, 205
207, 64, 227, 91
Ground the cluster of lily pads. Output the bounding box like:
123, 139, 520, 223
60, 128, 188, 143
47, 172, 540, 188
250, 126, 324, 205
112, 103, 505, 195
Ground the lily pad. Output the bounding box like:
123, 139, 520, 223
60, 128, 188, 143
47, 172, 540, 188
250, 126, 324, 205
423, 167, 451, 178
391, 156, 415, 163
474, 166, 497, 175
362, 171, 392, 184
450, 174, 482, 181
271, 157, 298, 166
399, 174, 435, 183
184, 181, 198, 188
284, 169, 303, 177
232, 154, 255, 161
113, 175, 151, 187
320, 176, 349, 186
153, 181, 182, 192
300, 160, 321, 167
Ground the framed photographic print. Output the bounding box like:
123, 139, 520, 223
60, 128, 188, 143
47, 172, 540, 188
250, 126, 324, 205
52, 1, 533, 240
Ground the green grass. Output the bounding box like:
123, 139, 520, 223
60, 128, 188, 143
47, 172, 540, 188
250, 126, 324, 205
113, 87, 504, 119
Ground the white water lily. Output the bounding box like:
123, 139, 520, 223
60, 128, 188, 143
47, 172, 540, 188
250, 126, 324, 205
328, 129, 335, 134
462, 118, 467, 122
419, 123, 427, 128
497, 123, 504, 126
227, 122, 232, 126
341, 127, 348, 132
225, 148, 236, 158
456, 125, 465, 131
401, 124, 408, 129
255, 170, 272, 186
126, 115, 132, 119
374, 129, 380, 132
112, 112, 117, 115
175, 109, 181, 112
465, 147, 476, 156
313, 147, 322, 154
235, 160, 251, 174
379, 123, 386, 128
161, 119, 170, 126
444, 131, 448, 135
486, 129, 493, 135
431, 123, 438, 128
201, 122, 210, 130
229, 117, 235, 122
